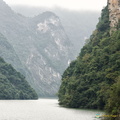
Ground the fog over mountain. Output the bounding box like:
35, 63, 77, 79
11, 6, 100, 56
0, 0, 75, 97
0, 0, 100, 97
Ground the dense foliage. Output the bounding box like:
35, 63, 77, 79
58, 6, 120, 119
0, 57, 38, 99
105, 77, 120, 119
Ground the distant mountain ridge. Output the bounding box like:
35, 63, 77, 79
0, 0, 74, 97
11, 5, 100, 56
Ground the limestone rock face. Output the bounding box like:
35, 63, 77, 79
108, 0, 120, 31
0, 0, 74, 97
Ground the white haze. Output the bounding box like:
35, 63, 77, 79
4, 0, 107, 11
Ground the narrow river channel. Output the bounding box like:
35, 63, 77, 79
0, 99, 103, 120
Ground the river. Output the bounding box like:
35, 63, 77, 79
0, 99, 102, 120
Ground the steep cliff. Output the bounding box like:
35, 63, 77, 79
0, 32, 38, 99
0, 33, 26, 75
108, 0, 120, 32
0, 0, 74, 97
11, 5, 100, 57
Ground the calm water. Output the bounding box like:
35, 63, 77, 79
0, 99, 102, 120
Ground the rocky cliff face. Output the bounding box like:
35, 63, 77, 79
11, 6, 100, 58
108, 0, 120, 31
0, 0, 74, 96
0, 33, 25, 75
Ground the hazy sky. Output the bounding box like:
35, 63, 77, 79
4, 0, 107, 11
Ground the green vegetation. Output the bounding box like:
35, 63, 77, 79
105, 76, 120, 119
58, 6, 120, 120
0, 57, 38, 99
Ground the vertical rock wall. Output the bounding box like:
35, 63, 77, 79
108, 0, 120, 32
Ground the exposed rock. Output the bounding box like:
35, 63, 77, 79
108, 0, 120, 32
0, 0, 74, 97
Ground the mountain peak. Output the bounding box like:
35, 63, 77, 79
41, 11, 58, 17
34, 11, 59, 21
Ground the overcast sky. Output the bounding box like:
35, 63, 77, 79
4, 0, 107, 11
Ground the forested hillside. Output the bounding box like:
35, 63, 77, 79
0, 57, 38, 99
58, 5, 120, 119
